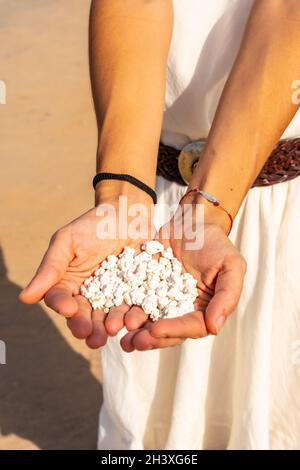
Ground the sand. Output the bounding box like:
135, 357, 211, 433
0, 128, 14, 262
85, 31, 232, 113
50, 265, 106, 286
0, 0, 103, 449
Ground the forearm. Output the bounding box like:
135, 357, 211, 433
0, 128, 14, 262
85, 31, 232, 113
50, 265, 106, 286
89, 0, 173, 202
190, 0, 300, 231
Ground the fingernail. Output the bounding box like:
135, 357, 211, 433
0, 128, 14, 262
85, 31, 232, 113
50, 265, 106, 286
215, 315, 226, 334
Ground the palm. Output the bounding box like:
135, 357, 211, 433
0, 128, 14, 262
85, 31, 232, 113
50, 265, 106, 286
20, 206, 154, 348
21, 207, 246, 351
120, 221, 246, 352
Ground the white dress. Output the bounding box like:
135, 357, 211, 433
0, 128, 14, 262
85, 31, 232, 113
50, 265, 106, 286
98, 0, 300, 450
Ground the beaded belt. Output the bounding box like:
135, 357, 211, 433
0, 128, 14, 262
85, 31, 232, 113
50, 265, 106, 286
157, 138, 300, 187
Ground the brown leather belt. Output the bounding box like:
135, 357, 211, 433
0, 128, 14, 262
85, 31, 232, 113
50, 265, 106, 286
157, 138, 300, 188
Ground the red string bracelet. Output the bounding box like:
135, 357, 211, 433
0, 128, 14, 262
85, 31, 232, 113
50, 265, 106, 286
179, 188, 233, 234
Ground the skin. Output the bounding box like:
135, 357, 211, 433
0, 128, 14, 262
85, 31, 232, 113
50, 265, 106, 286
20, 0, 300, 351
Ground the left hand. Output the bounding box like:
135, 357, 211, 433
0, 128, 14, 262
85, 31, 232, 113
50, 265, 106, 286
121, 217, 247, 352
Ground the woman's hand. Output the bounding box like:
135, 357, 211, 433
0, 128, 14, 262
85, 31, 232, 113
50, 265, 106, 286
121, 207, 247, 352
20, 192, 155, 348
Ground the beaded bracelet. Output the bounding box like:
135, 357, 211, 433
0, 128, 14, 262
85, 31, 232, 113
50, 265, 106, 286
179, 188, 233, 233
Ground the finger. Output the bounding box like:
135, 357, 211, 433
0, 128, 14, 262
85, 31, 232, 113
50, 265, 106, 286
204, 256, 246, 335
120, 329, 140, 353
148, 310, 208, 339
124, 306, 149, 331
19, 230, 73, 304
67, 295, 93, 339
197, 287, 213, 302
197, 274, 216, 295
44, 281, 78, 317
86, 308, 108, 349
122, 328, 184, 351
194, 293, 211, 312
105, 303, 130, 336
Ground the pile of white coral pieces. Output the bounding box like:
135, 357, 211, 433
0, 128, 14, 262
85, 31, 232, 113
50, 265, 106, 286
80, 241, 198, 321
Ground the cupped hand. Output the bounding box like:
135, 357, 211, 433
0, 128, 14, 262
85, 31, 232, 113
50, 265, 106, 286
121, 216, 247, 352
20, 195, 155, 348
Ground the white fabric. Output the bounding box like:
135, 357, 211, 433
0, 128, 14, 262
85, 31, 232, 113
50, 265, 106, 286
162, 0, 300, 148
98, 0, 300, 450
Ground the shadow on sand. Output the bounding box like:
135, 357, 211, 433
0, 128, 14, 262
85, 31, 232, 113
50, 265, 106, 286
0, 247, 102, 449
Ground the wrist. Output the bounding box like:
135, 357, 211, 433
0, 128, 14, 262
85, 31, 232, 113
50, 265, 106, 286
94, 179, 154, 207
203, 204, 232, 234
179, 192, 232, 234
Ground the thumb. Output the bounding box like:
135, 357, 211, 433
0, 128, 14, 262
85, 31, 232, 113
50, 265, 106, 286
19, 230, 73, 304
204, 256, 246, 335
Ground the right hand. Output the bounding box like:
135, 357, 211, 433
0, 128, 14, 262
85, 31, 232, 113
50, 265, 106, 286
19, 192, 154, 348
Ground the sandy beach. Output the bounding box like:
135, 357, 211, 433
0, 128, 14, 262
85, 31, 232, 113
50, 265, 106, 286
0, 0, 102, 449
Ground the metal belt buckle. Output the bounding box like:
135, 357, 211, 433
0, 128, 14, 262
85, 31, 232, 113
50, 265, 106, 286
178, 139, 206, 184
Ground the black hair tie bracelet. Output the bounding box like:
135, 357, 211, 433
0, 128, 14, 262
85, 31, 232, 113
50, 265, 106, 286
92, 172, 157, 205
